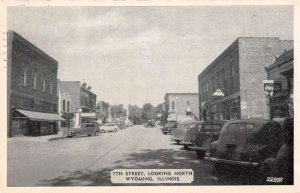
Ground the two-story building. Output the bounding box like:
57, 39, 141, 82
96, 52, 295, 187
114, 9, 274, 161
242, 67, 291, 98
198, 37, 293, 120
164, 93, 199, 122
265, 49, 293, 118
7, 31, 64, 137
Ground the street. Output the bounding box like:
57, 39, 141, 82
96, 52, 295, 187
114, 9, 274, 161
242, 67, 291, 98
8, 125, 258, 186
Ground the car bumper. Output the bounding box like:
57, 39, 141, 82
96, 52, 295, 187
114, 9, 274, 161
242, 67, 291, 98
179, 142, 193, 146
171, 137, 182, 142
189, 146, 208, 152
204, 156, 260, 167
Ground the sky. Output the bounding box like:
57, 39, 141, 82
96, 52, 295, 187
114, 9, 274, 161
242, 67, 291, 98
7, 6, 293, 107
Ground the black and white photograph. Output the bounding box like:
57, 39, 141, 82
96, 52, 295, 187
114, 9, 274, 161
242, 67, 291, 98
0, 1, 297, 191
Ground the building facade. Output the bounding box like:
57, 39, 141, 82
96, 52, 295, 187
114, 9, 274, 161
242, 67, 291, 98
7, 31, 64, 137
198, 37, 293, 121
164, 93, 199, 122
266, 49, 293, 118
59, 81, 97, 113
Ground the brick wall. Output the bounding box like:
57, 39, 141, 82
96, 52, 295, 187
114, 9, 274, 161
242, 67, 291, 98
8, 31, 58, 113
239, 38, 293, 119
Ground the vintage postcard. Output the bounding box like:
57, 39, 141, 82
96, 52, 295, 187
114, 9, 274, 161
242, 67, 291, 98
0, 0, 299, 193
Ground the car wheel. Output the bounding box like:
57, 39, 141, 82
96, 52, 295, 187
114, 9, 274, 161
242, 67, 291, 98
87, 134, 91, 136
184, 145, 189, 150
95, 131, 100, 136
114, 128, 118, 132
101, 129, 105, 133
196, 151, 205, 159
163, 132, 167, 135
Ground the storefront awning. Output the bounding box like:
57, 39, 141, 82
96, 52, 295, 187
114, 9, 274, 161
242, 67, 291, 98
15, 109, 65, 121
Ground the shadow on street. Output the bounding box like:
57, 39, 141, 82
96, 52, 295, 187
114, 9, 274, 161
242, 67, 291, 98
37, 148, 260, 186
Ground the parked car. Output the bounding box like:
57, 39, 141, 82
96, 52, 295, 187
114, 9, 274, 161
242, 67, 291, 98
178, 121, 204, 149
125, 121, 133, 127
115, 121, 126, 130
189, 120, 227, 158
260, 117, 293, 184
162, 121, 178, 134
100, 123, 119, 132
171, 120, 196, 144
67, 123, 100, 137
205, 119, 284, 172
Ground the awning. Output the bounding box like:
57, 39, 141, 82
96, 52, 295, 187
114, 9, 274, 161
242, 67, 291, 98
15, 109, 65, 121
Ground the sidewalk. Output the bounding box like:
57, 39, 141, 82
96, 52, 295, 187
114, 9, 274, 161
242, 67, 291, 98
8, 133, 66, 143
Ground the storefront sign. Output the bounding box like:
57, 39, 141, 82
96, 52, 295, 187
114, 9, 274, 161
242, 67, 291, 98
213, 89, 225, 97
263, 80, 282, 96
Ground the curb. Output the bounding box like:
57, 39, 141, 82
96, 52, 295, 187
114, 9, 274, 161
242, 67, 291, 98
48, 136, 66, 141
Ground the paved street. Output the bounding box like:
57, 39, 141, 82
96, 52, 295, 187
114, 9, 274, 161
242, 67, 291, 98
8, 125, 258, 186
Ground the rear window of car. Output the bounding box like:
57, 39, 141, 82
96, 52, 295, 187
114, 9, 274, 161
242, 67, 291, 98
204, 124, 222, 131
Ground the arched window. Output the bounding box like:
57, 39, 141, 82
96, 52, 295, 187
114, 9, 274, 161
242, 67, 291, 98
172, 101, 175, 110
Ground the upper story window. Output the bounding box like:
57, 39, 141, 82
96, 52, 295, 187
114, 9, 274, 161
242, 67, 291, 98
63, 100, 66, 111
21, 64, 27, 86
31, 69, 37, 89
49, 77, 53, 94
172, 101, 175, 110
42, 73, 46, 92
187, 100, 190, 105
67, 101, 70, 112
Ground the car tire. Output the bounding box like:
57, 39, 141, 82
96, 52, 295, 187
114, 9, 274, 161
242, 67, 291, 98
114, 128, 118, 132
101, 129, 105, 133
184, 145, 189, 150
163, 132, 167, 135
196, 151, 205, 159
87, 134, 91, 136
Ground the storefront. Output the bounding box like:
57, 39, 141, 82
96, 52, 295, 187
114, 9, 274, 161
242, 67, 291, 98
11, 109, 65, 136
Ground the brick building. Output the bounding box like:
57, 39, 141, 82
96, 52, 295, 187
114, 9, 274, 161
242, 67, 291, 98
59, 81, 97, 113
7, 31, 64, 137
58, 81, 97, 128
198, 37, 293, 121
164, 93, 199, 122
265, 49, 293, 118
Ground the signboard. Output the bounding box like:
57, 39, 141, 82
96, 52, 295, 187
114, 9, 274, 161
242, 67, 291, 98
213, 89, 224, 97
263, 80, 282, 96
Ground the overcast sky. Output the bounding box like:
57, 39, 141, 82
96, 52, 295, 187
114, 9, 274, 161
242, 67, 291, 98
8, 6, 293, 107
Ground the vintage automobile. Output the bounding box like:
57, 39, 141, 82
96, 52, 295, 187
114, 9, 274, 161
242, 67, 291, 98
100, 123, 119, 132
171, 121, 199, 145
125, 120, 133, 127
115, 121, 127, 130
67, 123, 100, 137
144, 120, 155, 128
189, 120, 227, 158
259, 118, 293, 184
162, 121, 178, 134
205, 119, 284, 171
179, 121, 204, 149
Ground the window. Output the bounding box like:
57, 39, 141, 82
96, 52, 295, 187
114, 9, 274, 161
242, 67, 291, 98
187, 100, 190, 105
21, 64, 27, 86
172, 101, 175, 110
33, 70, 37, 89
49, 77, 53, 94
67, 101, 70, 112
63, 100, 65, 111
41, 73, 46, 92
